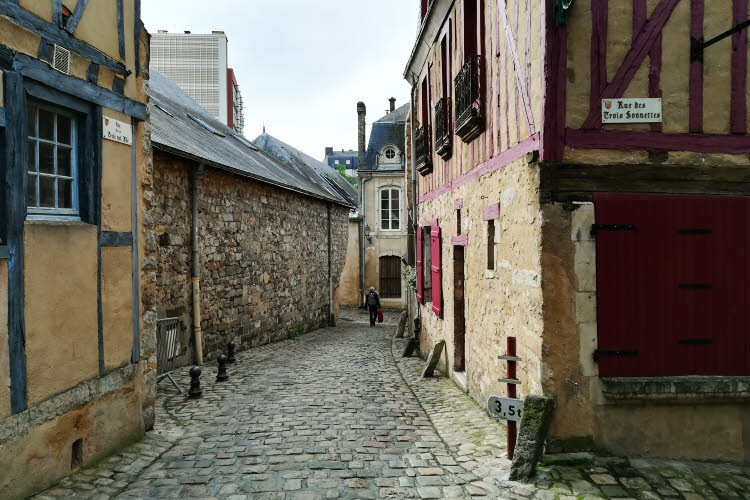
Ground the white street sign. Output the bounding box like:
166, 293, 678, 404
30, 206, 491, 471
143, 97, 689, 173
602, 98, 662, 123
103, 116, 132, 145
487, 396, 523, 421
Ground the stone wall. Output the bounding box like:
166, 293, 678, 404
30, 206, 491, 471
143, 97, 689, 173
144, 151, 349, 363
416, 156, 544, 407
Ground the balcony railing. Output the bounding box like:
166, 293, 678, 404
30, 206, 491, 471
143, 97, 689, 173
415, 124, 433, 176
434, 97, 452, 160
454, 55, 485, 143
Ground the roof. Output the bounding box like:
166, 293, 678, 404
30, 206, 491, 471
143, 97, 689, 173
362, 103, 410, 170
324, 151, 359, 171
147, 71, 355, 208
253, 133, 358, 207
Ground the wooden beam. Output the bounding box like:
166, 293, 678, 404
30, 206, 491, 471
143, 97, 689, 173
134, 0, 141, 77
590, 0, 608, 127
541, 3, 566, 162
540, 162, 750, 203
689, 0, 704, 133
4, 71, 28, 414
0, 2, 127, 76
731, 0, 748, 134
582, 0, 681, 129
117, 0, 125, 59
0, 107, 5, 127
99, 231, 133, 247
52, 0, 63, 27
499, 0, 535, 133
567, 128, 750, 154
64, 0, 88, 34
14, 54, 146, 120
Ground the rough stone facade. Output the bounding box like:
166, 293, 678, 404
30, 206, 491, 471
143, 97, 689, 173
144, 151, 349, 364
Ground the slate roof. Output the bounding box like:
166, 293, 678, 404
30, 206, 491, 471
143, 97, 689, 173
253, 133, 358, 207
147, 71, 356, 208
362, 103, 410, 170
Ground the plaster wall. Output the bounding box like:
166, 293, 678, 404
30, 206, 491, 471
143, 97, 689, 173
339, 220, 362, 308
541, 202, 750, 462
0, 260, 9, 420
362, 173, 408, 308
101, 246, 133, 371
0, 365, 145, 500
417, 156, 544, 406
101, 110, 133, 233
563, 1, 747, 165
23, 221, 98, 407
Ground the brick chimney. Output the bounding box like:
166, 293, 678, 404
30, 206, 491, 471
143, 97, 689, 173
325, 146, 333, 157
389, 97, 396, 112
357, 102, 366, 168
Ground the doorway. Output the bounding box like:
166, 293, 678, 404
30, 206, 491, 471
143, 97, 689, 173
453, 246, 466, 371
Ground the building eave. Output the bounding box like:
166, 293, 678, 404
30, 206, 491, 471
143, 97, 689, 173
403, 0, 455, 86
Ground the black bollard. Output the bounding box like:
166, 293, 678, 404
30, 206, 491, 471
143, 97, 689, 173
216, 355, 229, 382
227, 341, 236, 363
188, 366, 202, 399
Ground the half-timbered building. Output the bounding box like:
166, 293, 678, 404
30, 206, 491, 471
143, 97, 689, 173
406, 0, 750, 461
0, 1, 152, 496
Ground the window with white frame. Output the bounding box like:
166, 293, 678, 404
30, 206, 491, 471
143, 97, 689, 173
380, 188, 400, 230
385, 147, 396, 159
26, 103, 78, 217
346, 159, 351, 164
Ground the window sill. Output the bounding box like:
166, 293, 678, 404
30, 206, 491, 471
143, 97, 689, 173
600, 376, 750, 402
484, 269, 498, 279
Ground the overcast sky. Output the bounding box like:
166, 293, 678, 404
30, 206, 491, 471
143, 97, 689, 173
142, 1, 418, 160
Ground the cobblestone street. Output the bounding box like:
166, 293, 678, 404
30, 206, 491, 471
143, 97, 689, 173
35, 309, 750, 500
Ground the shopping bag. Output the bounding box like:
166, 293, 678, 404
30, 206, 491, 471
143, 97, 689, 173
377, 309, 384, 323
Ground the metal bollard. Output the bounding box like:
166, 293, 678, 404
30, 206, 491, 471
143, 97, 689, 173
216, 355, 229, 382
227, 341, 236, 363
188, 366, 203, 399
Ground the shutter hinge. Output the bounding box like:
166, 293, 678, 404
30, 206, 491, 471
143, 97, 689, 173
593, 349, 638, 362
590, 224, 636, 236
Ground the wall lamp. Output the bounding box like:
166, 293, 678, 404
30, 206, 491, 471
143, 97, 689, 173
364, 224, 372, 243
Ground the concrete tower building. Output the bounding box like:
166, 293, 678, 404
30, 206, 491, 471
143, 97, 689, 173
150, 30, 244, 134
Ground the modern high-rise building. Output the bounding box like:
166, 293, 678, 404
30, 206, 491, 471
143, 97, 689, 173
150, 30, 244, 135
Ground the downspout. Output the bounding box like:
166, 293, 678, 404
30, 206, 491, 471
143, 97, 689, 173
327, 202, 334, 326
410, 84, 420, 319
358, 217, 364, 306
190, 164, 204, 365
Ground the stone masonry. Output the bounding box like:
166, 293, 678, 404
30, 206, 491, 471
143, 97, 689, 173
143, 151, 349, 363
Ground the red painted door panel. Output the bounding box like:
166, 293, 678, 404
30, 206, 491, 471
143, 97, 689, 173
417, 227, 424, 304
431, 226, 443, 318
594, 194, 747, 377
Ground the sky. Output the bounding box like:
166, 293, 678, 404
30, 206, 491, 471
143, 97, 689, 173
142, 0, 418, 161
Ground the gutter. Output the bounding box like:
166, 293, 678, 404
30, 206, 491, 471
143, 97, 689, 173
190, 164, 204, 365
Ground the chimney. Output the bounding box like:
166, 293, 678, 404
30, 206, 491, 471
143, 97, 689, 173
357, 102, 366, 169
325, 147, 333, 157
389, 97, 396, 112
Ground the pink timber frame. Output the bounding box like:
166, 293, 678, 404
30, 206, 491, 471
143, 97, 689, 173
566, 0, 750, 154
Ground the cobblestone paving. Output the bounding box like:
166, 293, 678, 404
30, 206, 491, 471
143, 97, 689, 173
34, 308, 750, 500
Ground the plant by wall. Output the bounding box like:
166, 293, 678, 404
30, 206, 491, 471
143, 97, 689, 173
403, 265, 417, 292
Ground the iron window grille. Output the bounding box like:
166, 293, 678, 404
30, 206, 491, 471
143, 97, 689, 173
435, 96, 452, 160
26, 103, 79, 219
415, 124, 433, 176
454, 55, 485, 143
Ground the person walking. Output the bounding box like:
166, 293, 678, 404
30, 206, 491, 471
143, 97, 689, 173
366, 287, 381, 327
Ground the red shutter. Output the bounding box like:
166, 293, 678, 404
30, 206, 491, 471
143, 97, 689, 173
416, 227, 424, 304
431, 226, 443, 317
595, 193, 747, 377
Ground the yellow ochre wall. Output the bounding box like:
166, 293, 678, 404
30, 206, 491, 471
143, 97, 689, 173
102, 110, 133, 233
23, 223, 98, 406
339, 220, 362, 308
0, 260, 9, 420
102, 247, 133, 371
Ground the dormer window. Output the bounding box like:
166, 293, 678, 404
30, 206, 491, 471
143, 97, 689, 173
385, 147, 396, 160
378, 145, 401, 168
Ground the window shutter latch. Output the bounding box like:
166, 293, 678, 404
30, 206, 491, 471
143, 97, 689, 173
590, 224, 636, 236
593, 349, 638, 362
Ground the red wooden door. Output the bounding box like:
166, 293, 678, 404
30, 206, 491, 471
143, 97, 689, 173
595, 194, 747, 377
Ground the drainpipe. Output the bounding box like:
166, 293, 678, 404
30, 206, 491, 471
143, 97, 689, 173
327, 202, 335, 326
190, 164, 204, 365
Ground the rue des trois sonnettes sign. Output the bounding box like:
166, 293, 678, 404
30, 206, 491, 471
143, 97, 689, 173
601, 98, 662, 124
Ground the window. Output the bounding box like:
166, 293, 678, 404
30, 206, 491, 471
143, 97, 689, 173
487, 220, 495, 270
385, 148, 396, 160
379, 256, 402, 299
380, 188, 400, 230
346, 160, 351, 165
457, 209, 462, 235
464, 0, 480, 60
422, 227, 432, 299
26, 103, 78, 218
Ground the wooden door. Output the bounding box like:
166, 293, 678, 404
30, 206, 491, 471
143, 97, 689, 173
453, 246, 466, 371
